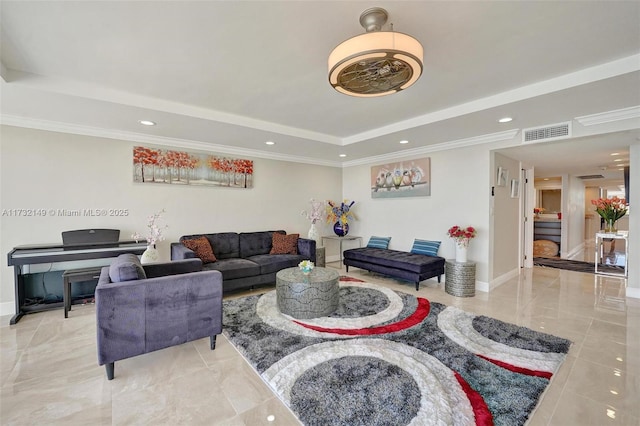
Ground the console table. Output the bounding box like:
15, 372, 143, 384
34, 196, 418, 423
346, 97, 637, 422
595, 232, 628, 277
7, 240, 147, 324
321, 235, 363, 268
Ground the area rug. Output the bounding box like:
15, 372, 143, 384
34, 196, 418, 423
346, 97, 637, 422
222, 278, 571, 426
533, 257, 625, 275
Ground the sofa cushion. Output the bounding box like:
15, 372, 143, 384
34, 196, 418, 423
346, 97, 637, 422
178, 233, 241, 259
270, 233, 299, 255
240, 231, 282, 258
367, 236, 391, 249
201, 258, 261, 281
343, 247, 444, 274
182, 236, 217, 264
109, 253, 147, 283
248, 253, 304, 275
411, 239, 441, 256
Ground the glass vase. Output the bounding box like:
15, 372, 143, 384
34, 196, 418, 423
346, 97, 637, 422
604, 219, 617, 233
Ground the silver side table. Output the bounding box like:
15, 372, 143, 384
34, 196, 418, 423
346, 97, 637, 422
315, 246, 326, 267
276, 267, 340, 319
445, 260, 476, 297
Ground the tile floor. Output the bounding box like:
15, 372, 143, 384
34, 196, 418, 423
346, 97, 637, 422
1, 259, 638, 425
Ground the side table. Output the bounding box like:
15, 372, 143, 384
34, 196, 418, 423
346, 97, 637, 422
276, 267, 340, 319
445, 260, 476, 297
320, 235, 363, 268
62, 266, 103, 318
315, 246, 326, 267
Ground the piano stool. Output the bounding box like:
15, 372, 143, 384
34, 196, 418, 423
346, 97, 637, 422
62, 267, 103, 318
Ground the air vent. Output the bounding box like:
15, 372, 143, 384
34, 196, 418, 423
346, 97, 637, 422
577, 174, 605, 180
522, 122, 571, 143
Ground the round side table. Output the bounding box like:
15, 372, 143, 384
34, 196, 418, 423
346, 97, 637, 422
445, 260, 476, 297
276, 267, 339, 319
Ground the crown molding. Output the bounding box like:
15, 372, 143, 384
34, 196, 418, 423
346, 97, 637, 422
575, 105, 640, 126
2, 70, 342, 146
343, 54, 640, 145
0, 114, 342, 168
342, 129, 520, 167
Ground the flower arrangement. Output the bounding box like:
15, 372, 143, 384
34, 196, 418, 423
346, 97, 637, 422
533, 207, 546, 214
298, 260, 314, 274
447, 225, 477, 248
591, 196, 627, 229
301, 198, 324, 224
132, 209, 168, 247
326, 199, 357, 225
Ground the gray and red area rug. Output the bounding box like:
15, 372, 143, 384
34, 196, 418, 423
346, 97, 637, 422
222, 277, 571, 426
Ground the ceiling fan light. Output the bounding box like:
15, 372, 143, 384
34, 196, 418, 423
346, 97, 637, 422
328, 8, 423, 97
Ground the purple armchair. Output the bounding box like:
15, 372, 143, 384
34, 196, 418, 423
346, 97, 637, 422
96, 254, 223, 380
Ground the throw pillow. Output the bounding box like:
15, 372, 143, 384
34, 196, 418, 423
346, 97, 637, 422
109, 253, 147, 283
182, 236, 217, 264
411, 239, 441, 256
270, 233, 299, 255
367, 236, 391, 249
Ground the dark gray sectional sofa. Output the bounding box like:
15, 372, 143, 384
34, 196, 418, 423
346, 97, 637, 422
171, 230, 316, 293
343, 247, 445, 290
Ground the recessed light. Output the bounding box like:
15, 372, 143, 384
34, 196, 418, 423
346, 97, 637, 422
339, 154, 347, 157
610, 152, 620, 156
543, 178, 549, 181
498, 117, 513, 123
265, 141, 275, 145
618, 168, 625, 171
138, 120, 156, 126
399, 140, 409, 144
614, 158, 623, 162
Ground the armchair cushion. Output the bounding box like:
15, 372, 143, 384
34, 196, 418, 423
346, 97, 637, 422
109, 253, 146, 283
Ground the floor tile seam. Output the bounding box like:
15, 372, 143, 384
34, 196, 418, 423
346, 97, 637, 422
572, 356, 640, 382
558, 387, 631, 416
22, 335, 96, 356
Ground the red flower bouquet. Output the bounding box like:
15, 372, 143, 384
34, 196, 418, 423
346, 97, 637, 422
447, 225, 477, 248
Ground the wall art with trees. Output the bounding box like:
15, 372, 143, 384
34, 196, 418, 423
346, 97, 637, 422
133, 146, 253, 188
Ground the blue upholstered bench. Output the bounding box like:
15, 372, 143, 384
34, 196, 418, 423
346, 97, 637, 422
343, 247, 445, 290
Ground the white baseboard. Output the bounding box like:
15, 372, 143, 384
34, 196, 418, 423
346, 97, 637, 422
566, 242, 586, 260
626, 287, 640, 299
475, 280, 490, 293
0, 301, 15, 317
488, 267, 521, 291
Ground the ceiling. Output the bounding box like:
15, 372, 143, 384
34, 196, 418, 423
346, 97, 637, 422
1, 1, 639, 183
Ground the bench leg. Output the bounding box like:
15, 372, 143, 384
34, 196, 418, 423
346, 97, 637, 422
438, 275, 442, 283
415, 282, 419, 291
210, 335, 217, 350
345, 265, 349, 272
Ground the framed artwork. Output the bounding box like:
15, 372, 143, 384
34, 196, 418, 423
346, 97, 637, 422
497, 166, 509, 187
510, 179, 520, 198
371, 157, 431, 198
133, 146, 253, 188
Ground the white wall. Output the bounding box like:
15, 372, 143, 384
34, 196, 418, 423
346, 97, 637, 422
491, 153, 521, 280
563, 174, 586, 257
627, 144, 639, 297
342, 143, 492, 287
0, 125, 343, 314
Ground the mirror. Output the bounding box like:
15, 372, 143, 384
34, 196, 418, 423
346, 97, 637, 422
539, 189, 561, 213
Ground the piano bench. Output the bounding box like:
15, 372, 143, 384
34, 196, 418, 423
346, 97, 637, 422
62, 267, 102, 318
